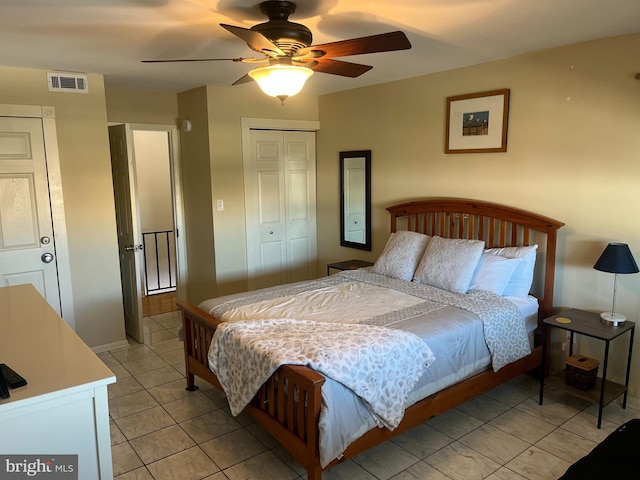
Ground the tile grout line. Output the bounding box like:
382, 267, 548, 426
107, 312, 640, 480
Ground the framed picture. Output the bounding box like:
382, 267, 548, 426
445, 89, 510, 154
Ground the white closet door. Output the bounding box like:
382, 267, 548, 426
244, 129, 316, 290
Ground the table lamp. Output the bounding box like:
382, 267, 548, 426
593, 242, 639, 326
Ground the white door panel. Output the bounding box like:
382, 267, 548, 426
259, 241, 286, 286
0, 174, 38, 247
288, 236, 312, 283
287, 169, 310, 221
257, 170, 284, 224
0, 117, 61, 312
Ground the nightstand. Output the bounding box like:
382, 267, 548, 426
539, 309, 635, 428
327, 259, 373, 275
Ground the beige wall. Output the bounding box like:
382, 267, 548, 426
317, 33, 640, 396
177, 85, 319, 303
0, 66, 125, 348
105, 88, 178, 125
207, 86, 319, 298
133, 130, 174, 232
177, 86, 217, 304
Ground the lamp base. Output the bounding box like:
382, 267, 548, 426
600, 312, 626, 326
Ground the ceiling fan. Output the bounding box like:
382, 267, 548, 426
143, 0, 412, 103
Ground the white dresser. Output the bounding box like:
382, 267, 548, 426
0, 284, 116, 479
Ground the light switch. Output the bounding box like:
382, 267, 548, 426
216, 199, 224, 211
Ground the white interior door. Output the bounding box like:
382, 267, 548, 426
109, 124, 144, 343
244, 129, 316, 289
0, 117, 61, 313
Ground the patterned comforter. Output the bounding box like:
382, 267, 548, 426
208, 318, 435, 430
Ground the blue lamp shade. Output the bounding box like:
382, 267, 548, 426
593, 243, 639, 274
593, 243, 639, 326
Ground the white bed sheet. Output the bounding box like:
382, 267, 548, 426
198, 274, 538, 466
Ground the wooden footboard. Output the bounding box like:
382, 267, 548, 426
178, 300, 542, 479
177, 300, 326, 480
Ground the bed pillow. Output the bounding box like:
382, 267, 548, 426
485, 244, 538, 297
413, 236, 485, 293
469, 253, 522, 295
371, 231, 431, 281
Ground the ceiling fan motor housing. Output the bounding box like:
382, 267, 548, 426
251, 1, 312, 54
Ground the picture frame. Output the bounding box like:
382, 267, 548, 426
445, 89, 510, 154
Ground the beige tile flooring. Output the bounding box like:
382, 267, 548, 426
101, 311, 639, 480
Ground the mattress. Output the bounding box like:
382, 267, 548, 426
198, 270, 537, 466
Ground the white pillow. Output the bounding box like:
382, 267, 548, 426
469, 253, 521, 295
485, 245, 538, 297
413, 236, 485, 294
371, 231, 431, 281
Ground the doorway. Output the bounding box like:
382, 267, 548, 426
109, 123, 186, 343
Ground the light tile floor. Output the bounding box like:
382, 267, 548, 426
102, 311, 639, 480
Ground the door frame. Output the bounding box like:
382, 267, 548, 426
241, 117, 320, 289
0, 104, 75, 328
119, 123, 188, 303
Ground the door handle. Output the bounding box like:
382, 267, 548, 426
41, 253, 54, 263
124, 244, 144, 252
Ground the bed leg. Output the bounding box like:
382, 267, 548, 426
307, 466, 322, 480
185, 371, 199, 391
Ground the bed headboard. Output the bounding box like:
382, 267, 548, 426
386, 198, 564, 319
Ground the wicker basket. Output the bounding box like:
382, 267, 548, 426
566, 355, 599, 390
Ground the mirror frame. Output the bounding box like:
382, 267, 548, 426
339, 150, 372, 251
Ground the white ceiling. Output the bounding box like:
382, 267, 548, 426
1, 0, 640, 96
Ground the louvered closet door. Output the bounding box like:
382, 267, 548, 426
244, 129, 317, 290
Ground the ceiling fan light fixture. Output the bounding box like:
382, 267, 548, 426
248, 64, 313, 104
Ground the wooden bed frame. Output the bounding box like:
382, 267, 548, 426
177, 197, 564, 480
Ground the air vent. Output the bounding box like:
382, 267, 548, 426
47, 72, 89, 93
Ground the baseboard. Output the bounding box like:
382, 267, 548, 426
92, 339, 130, 354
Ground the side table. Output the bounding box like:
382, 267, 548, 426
539, 308, 635, 428
327, 259, 373, 276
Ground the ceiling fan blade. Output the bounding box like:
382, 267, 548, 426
300, 31, 411, 59
221, 24, 285, 57
309, 58, 373, 78
232, 74, 254, 86
142, 58, 253, 63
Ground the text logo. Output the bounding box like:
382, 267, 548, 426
0, 456, 77, 479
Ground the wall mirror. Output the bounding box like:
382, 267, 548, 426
340, 150, 371, 251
